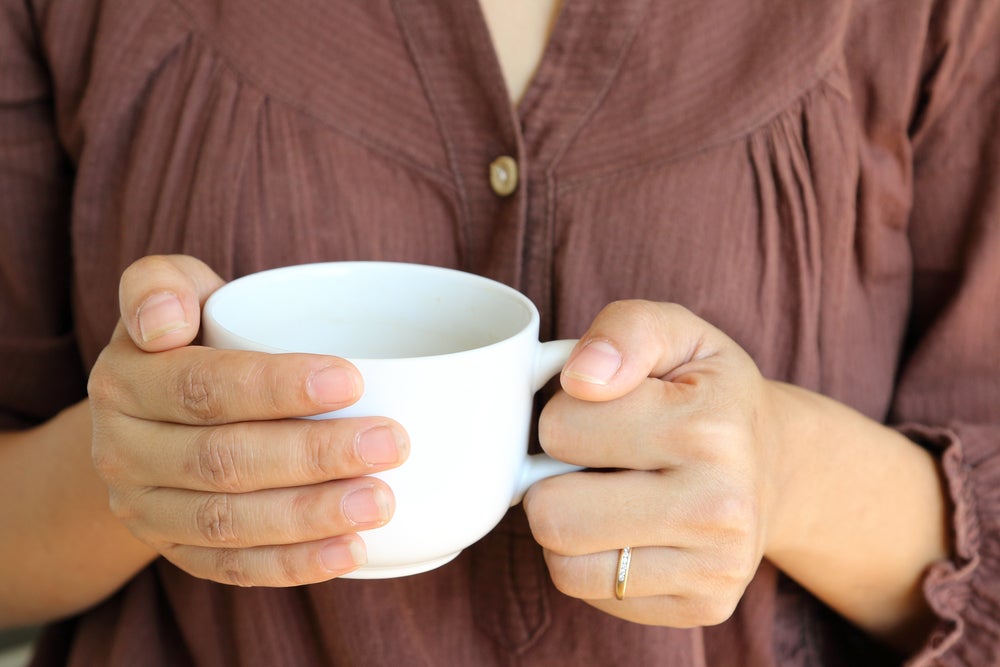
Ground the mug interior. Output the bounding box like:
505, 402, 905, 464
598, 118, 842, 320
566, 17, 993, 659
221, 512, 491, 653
206, 262, 535, 359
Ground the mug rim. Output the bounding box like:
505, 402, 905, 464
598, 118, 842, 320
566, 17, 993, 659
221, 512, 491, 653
202, 261, 540, 362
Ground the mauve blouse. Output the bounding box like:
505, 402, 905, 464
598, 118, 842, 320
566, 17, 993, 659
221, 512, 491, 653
2, 1, 999, 665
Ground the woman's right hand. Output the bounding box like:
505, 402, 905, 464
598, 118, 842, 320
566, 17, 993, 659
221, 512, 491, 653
88, 255, 409, 586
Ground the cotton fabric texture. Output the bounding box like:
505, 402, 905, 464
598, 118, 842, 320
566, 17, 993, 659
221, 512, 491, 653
1, 1, 999, 665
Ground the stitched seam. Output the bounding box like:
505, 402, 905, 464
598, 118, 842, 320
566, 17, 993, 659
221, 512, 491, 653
555, 51, 846, 194
388, 0, 471, 257
162, 0, 457, 192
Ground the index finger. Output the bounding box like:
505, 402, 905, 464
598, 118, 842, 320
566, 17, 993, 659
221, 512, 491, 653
89, 334, 363, 425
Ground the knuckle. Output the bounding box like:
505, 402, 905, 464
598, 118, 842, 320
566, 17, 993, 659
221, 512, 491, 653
85, 365, 106, 403
211, 546, 305, 588
232, 353, 303, 418
696, 399, 745, 438
275, 547, 304, 586
705, 491, 756, 535
524, 486, 569, 553
288, 487, 324, 531
599, 300, 699, 351
300, 422, 346, 479
195, 427, 247, 492
676, 594, 741, 628
707, 548, 758, 594
90, 443, 120, 481
241, 356, 285, 414
544, 557, 586, 599
683, 413, 744, 466
658, 301, 694, 320
551, 579, 586, 601
603, 299, 691, 331
90, 423, 121, 480
537, 402, 569, 457
105, 489, 135, 521
90, 417, 137, 488
214, 548, 254, 587
86, 357, 121, 409
195, 493, 238, 544
602, 299, 657, 325
177, 359, 225, 423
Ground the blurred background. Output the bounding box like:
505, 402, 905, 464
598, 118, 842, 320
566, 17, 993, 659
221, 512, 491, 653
0, 627, 38, 667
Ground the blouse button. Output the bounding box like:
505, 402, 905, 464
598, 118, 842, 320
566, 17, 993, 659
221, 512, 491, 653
489, 156, 519, 197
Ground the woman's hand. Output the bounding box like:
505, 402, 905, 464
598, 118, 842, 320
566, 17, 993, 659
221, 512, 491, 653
524, 300, 783, 627
525, 300, 948, 650
88, 255, 409, 586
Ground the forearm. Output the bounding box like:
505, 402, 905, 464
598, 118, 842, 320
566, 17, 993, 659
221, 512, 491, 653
764, 381, 949, 653
0, 401, 156, 628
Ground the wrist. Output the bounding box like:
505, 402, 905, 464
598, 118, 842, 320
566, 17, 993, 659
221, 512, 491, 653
758, 380, 817, 560
755, 381, 949, 649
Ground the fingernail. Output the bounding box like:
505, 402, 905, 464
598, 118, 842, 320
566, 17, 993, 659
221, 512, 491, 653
320, 538, 367, 572
343, 486, 391, 525
308, 366, 358, 405
357, 425, 404, 466
137, 292, 189, 342
564, 340, 622, 385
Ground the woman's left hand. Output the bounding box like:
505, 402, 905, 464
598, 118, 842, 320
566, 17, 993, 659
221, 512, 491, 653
524, 299, 787, 627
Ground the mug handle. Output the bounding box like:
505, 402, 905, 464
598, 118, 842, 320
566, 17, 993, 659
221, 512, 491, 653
510, 339, 586, 505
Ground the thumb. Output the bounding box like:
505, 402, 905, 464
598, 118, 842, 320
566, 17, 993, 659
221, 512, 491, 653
560, 300, 721, 401
118, 254, 226, 352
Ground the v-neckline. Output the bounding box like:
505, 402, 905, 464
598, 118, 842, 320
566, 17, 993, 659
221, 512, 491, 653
475, 0, 566, 110
391, 0, 652, 171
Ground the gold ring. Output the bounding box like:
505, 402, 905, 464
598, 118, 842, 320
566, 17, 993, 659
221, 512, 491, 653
615, 547, 632, 600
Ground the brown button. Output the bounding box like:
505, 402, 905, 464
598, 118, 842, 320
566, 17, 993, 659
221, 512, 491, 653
489, 156, 519, 196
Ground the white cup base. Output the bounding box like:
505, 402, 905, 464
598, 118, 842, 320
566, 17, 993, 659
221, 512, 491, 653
338, 551, 462, 580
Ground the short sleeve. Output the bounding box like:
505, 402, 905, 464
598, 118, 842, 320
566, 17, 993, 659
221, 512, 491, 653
889, 1, 1000, 664
0, 1, 86, 428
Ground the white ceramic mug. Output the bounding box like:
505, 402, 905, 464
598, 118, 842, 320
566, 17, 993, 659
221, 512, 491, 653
202, 261, 581, 579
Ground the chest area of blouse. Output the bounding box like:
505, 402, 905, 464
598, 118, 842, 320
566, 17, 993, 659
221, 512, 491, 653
73, 0, 915, 405
142, 1, 853, 174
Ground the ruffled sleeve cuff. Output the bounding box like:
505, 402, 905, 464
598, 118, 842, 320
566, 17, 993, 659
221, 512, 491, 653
900, 422, 1000, 666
